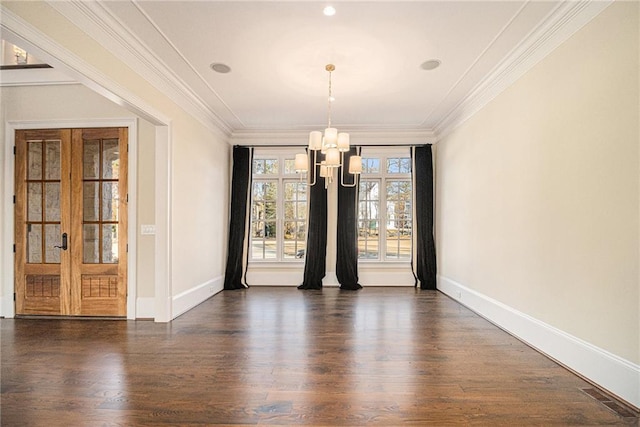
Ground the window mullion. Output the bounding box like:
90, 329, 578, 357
277, 175, 283, 261
380, 176, 386, 262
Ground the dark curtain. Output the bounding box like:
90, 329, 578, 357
223, 146, 253, 290
412, 145, 437, 290
298, 151, 327, 290
336, 147, 362, 290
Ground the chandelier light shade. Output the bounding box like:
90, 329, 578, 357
348, 156, 363, 174
309, 131, 323, 151
337, 133, 350, 152
294, 153, 308, 172
297, 64, 362, 188
325, 148, 340, 167
324, 128, 338, 148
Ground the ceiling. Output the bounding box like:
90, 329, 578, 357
5, 1, 587, 137
102, 0, 563, 134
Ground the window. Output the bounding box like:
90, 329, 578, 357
250, 152, 307, 261
358, 150, 412, 261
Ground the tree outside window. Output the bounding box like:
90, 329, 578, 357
250, 153, 307, 261
358, 151, 412, 261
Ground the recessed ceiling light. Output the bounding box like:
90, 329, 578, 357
210, 63, 231, 74
420, 59, 441, 71
323, 6, 336, 16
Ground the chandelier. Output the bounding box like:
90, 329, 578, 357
294, 64, 362, 188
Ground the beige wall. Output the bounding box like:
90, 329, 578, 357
436, 2, 639, 364
0, 83, 156, 299
170, 115, 229, 295
2, 1, 230, 311
136, 112, 157, 298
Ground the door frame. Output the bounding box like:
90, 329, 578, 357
3, 118, 138, 319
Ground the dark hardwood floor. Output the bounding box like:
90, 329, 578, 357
1, 287, 637, 426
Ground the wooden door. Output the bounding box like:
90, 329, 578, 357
15, 128, 128, 317
15, 129, 71, 315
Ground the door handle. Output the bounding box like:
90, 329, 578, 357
54, 233, 68, 251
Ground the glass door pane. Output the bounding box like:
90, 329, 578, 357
26, 139, 62, 265
82, 138, 120, 264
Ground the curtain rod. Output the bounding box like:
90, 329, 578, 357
235, 144, 430, 148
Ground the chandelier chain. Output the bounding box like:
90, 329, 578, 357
327, 67, 333, 128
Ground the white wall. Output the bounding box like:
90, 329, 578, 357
0, 84, 156, 314
436, 1, 639, 406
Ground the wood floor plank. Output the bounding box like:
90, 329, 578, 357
1, 287, 637, 425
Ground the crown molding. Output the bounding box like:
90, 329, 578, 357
434, 0, 613, 141
231, 128, 436, 146
0, 68, 77, 87
45, 0, 232, 139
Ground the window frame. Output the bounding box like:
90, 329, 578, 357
249, 149, 308, 263
357, 148, 412, 263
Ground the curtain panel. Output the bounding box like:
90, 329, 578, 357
336, 147, 362, 290
298, 151, 328, 289
223, 146, 253, 290
411, 145, 437, 289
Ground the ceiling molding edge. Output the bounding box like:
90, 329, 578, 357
434, 0, 613, 142
231, 129, 436, 146
45, 0, 232, 139
0, 5, 170, 127
0, 68, 78, 87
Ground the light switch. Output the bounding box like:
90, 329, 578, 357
141, 224, 156, 235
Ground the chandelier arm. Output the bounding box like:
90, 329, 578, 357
308, 149, 318, 187
340, 151, 357, 188
325, 167, 332, 189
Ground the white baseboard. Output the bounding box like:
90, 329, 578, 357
0, 296, 7, 318
171, 276, 223, 320
135, 297, 155, 319
438, 275, 640, 409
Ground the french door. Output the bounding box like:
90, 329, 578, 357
14, 128, 128, 316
